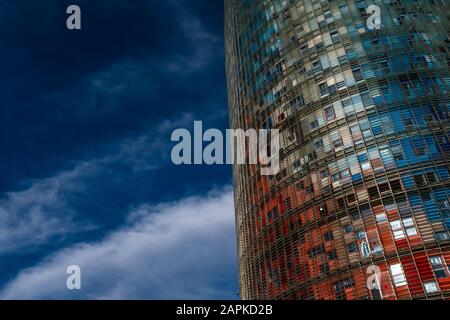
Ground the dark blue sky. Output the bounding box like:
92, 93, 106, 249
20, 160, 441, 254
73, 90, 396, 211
0, 0, 237, 299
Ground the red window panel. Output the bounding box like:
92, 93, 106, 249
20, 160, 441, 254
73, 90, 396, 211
262, 176, 269, 193
414, 252, 435, 282
318, 280, 334, 300
378, 223, 396, 255
260, 210, 267, 227
400, 255, 425, 296
408, 233, 423, 247
352, 270, 367, 299
442, 251, 450, 266
395, 238, 410, 251
268, 229, 275, 243
438, 278, 450, 292
344, 287, 356, 300
395, 285, 411, 299
379, 266, 397, 300
278, 194, 285, 214
281, 220, 289, 237
298, 264, 309, 284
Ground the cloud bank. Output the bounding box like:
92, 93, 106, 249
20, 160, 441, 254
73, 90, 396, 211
0, 187, 237, 300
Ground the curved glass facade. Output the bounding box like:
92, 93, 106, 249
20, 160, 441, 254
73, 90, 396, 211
225, 0, 450, 299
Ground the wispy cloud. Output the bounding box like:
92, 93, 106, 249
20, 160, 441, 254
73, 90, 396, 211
166, 13, 222, 73
112, 112, 194, 171
0, 111, 194, 255
0, 162, 97, 254
0, 187, 237, 300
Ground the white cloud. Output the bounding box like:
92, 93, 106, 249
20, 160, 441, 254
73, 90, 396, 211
0, 162, 97, 253
0, 187, 237, 300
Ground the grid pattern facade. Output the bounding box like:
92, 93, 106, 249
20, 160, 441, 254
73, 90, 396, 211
225, 0, 450, 300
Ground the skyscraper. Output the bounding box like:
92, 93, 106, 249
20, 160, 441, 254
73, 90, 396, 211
225, 0, 450, 299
